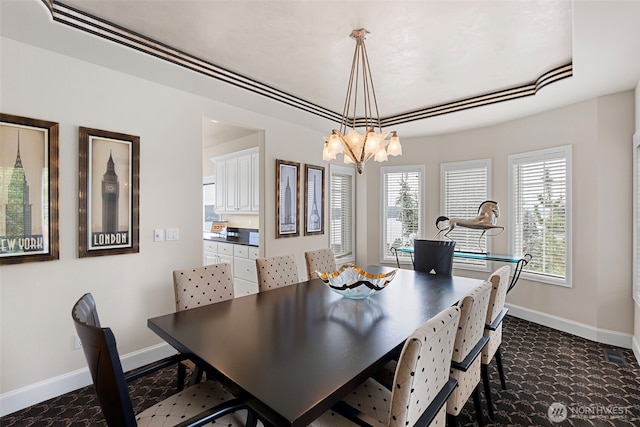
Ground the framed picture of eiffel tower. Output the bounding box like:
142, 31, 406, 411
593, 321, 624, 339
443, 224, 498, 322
0, 113, 59, 265
304, 164, 324, 236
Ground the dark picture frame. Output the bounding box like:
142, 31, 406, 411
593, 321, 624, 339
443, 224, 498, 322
276, 159, 300, 238
304, 164, 324, 236
79, 127, 139, 257
0, 113, 59, 264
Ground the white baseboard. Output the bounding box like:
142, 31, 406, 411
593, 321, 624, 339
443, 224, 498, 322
0, 342, 177, 418
633, 336, 640, 366
505, 303, 633, 349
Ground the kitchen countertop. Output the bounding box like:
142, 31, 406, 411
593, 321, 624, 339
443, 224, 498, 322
203, 236, 258, 247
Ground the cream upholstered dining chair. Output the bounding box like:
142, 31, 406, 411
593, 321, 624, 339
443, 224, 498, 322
173, 263, 235, 310
481, 265, 511, 420
173, 263, 234, 387
304, 248, 338, 279
310, 305, 461, 427
72, 293, 259, 427
446, 281, 492, 427
255, 254, 299, 292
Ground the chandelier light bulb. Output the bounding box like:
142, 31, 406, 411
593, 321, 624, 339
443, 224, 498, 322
322, 140, 336, 161
387, 132, 402, 156
364, 130, 381, 155
374, 146, 388, 162
328, 131, 344, 154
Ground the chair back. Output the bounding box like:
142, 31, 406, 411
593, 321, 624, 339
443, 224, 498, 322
389, 305, 460, 427
304, 248, 337, 279
413, 239, 456, 275
173, 263, 234, 311
256, 255, 299, 292
452, 281, 491, 363
71, 293, 136, 427
485, 265, 511, 325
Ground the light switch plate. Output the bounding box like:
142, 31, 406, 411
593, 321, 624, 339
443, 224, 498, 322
154, 229, 164, 242
166, 228, 179, 241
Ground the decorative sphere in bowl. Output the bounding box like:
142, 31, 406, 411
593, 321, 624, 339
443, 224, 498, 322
316, 265, 397, 299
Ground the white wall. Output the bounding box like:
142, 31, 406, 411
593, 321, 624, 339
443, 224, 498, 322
361, 92, 635, 338
0, 37, 328, 414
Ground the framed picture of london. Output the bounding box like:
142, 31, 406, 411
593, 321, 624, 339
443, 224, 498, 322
79, 127, 139, 257
0, 113, 59, 264
304, 164, 324, 236
276, 159, 299, 238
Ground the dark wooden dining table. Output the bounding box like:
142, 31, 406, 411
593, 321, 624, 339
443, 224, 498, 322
148, 266, 486, 427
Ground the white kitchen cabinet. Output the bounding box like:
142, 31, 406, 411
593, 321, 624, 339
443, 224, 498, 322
203, 240, 258, 296
232, 244, 259, 296
203, 241, 219, 265
213, 147, 258, 214
251, 150, 259, 212
214, 160, 225, 210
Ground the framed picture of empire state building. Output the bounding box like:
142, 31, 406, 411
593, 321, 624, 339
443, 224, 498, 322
0, 113, 59, 265
276, 159, 300, 238
79, 127, 139, 257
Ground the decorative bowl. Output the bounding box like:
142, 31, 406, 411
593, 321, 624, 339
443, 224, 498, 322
316, 265, 397, 299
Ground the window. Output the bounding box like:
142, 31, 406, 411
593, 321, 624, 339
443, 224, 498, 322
329, 165, 355, 263
381, 165, 424, 264
440, 159, 491, 270
508, 145, 572, 286
634, 133, 640, 304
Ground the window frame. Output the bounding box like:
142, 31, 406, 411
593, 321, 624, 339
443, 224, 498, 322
329, 164, 355, 265
633, 132, 640, 305
440, 159, 492, 272
380, 164, 425, 265
508, 145, 572, 287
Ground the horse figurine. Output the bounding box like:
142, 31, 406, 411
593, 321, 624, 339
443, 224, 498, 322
434, 200, 504, 246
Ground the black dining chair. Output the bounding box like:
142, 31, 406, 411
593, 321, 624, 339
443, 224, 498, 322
72, 293, 258, 427
413, 239, 456, 275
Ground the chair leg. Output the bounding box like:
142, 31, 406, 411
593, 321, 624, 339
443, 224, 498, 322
495, 346, 507, 390
472, 385, 485, 427
177, 362, 186, 391
189, 365, 204, 386
246, 408, 258, 427
446, 413, 458, 427
481, 363, 495, 421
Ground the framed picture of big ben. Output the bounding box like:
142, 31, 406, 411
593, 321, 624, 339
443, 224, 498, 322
0, 113, 59, 265
79, 127, 139, 257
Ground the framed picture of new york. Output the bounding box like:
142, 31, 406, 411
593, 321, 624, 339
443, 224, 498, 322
276, 159, 300, 238
0, 113, 59, 264
79, 127, 139, 257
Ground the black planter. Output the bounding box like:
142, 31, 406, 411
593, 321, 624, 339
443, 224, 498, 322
413, 239, 456, 276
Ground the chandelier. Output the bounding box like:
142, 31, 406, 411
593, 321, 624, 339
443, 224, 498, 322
323, 28, 402, 174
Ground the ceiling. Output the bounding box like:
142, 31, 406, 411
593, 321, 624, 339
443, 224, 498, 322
2, 0, 640, 139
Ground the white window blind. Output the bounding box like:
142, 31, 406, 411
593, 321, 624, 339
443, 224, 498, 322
441, 160, 491, 269
633, 133, 640, 304
509, 146, 571, 286
330, 165, 355, 263
381, 165, 424, 263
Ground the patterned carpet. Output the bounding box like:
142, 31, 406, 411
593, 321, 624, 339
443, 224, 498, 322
1, 316, 638, 426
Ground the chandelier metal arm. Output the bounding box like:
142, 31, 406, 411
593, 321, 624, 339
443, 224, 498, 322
361, 43, 382, 131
